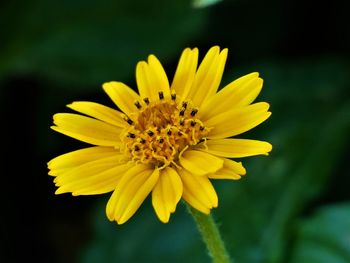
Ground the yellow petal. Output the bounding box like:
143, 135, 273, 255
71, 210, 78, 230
52, 113, 123, 147
102, 81, 140, 116
179, 150, 223, 176
53, 154, 126, 185
106, 188, 119, 221
48, 146, 120, 175
206, 102, 271, 139
200, 73, 262, 120
186, 46, 228, 107
152, 167, 183, 223
106, 164, 152, 222
148, 55, 171, 98
205, 138, 273, 158
171, 48, 198, 99
67, 101, 126, 127
208, 158, 246, 180
178, 168, 218, 213
106, 165, 159, 224
136, 61, 156, 102
55, 161, 133, 196
136, 55, 170, 102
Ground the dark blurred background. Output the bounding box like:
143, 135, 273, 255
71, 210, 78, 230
2, 0, 350, 262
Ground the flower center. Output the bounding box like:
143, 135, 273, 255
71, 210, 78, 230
121, 91, 209, 168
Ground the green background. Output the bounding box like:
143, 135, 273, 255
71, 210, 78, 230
2, 0, 349, 262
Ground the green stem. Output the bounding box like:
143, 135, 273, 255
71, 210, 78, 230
187, 204, 232, 263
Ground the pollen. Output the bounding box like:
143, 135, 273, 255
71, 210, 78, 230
122, 92, 210, 168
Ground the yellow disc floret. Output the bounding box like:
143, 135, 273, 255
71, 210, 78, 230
121, 91, 210, 168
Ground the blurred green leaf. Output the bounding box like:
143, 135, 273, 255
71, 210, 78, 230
80, 199, 210, 263
261, 102, 350, 263
290, 203, 350, 263
0, 0, 206, 88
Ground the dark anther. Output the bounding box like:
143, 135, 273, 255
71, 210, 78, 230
139, 138, 146, 144
190, 120, 196, 127
143, 97, 150, 105
126, 118, 134, 125
134, 101, 142, 109
167, 129, 172, 135
147, 130, 154, 137
158, 138, 164, 143
182, 101, 188, 109
198, 138, 206, 143
200, 126, 205, 131
127, 132, 136, 138
171, 93, 176, 100
190, 108, 198, 116
179, 119, 184, 126
158, 91, 164, 100
179, 109, 185, 116
134, 145, 140, 151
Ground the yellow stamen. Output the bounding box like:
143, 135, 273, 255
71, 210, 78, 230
122, 92, 210, 168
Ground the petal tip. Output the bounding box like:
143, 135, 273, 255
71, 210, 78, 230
210, 45, 220, 51
260, 102, 270, 110
221, 48, 228, 55
266, 142, 273, 152
102, 82, 112, 91
55, 187, 66, 195
148, 54, 158, 62
241, 167, 247, 176
266, 111, 272, 120
201, 208, 211, 215
48, 170, 56, 176
190, 47, 199, 57
105, 207, 115, 222
158, 215, 170, 224
136, 60, 147, 69
116, 215, 129, 225
102, 81, 121, 91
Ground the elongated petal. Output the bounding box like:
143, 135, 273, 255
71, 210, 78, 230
152, 167, 183, 223
187, 47, 228, 107
136, 55, 170, 102
178, 169, 218, 214
186, 46, 219, 103
67, 101, 126, 127
148, 55, 170, 98
206, 102, 271, 139
106, 165, 159, 224
171, 48, 198, 99
102, 81, 140, 116
136, 61, 156, 102
229, 72, 259, 86
52, 113, 123, 147
208, 158, 246, 180
179, 150, 223, 176
200, 73, 262, 120
55, 162, 133, 196
53, 154, 127, 186
205, 138, 272, 158
48, 146, 121, 175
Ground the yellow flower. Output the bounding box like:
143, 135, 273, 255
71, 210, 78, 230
48, 46, 272, 224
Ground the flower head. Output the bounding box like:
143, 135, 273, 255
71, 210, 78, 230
48, 46, 272, 224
